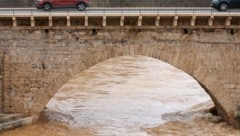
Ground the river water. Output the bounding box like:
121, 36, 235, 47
2, 55, 240, 136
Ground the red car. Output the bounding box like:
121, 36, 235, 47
36, 0, 90, 11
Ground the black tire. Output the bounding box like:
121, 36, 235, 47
43, 3, 52, 11
77, 3, 86, 11
219, 3, 228, 11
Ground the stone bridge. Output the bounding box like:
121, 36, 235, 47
0, 9, 240, 127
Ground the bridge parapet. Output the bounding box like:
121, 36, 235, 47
0, 8, 240, 29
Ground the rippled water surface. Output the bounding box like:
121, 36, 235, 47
2, 55, 240, 136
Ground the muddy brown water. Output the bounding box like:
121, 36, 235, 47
2, 55, 239, 136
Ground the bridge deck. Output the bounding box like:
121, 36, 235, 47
0, 7, 239, 28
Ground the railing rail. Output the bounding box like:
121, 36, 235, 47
0, 7, 239, 19
0, 7, 229, 15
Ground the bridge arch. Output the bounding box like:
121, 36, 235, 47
1, 29, 240, 126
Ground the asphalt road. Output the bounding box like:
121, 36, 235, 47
0, 7, 239, 16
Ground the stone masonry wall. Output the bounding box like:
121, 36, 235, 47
0, 46, 3, 112
0, 42, 7, 112
0, 28, 240, 126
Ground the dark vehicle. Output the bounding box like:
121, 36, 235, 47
36, 0, 90, 11
211, 0, 240, 11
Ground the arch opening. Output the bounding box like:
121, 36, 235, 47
41, 55, 218, 135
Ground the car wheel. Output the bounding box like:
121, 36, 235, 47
219, 3, 228, 11
77, 3, 86, 11
43, 3, 51, 11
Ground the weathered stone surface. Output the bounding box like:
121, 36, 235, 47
0, 114, 32, 133
0, 28, 239, 127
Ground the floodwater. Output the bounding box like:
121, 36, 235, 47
2, 55, 240, 136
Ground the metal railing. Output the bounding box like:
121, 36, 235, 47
0, 7, 217, 15
0, 0, 233, 15
90, 0, 211, 7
